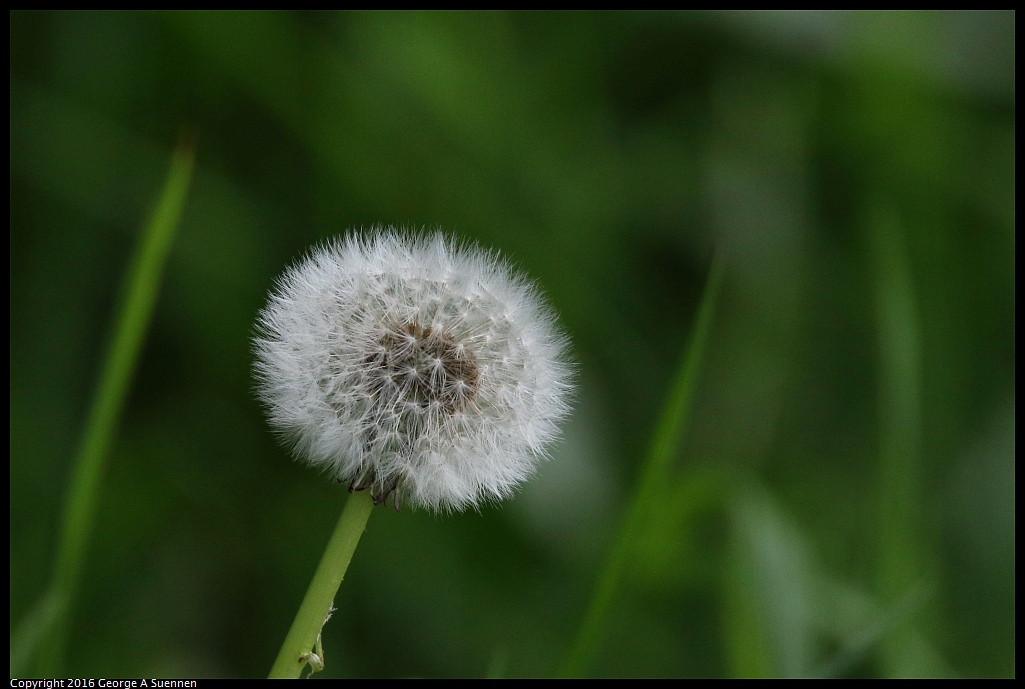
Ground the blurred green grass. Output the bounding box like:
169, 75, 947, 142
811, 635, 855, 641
10, 10, 1015, 678
12, 136, 194, 678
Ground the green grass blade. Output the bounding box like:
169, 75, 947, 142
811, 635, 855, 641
724, 487, 817, 678
867, 204, 928, 676
812, 579, 937, 679
11, 136, 196, 676
562, 254, 726, 677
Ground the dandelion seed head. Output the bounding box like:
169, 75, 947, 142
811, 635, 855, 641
254, 229, 573, 512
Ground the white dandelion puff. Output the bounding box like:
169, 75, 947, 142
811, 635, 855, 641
253, 229, 573, 512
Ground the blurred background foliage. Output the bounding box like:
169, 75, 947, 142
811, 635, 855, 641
10, 10, 1014, 678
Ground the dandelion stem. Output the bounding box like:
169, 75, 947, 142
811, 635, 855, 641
269, 490, 375, 679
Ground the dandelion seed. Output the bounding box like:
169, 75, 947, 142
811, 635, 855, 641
254, 229, 573, 512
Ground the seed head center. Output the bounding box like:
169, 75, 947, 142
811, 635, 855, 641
370, 323, 479, 413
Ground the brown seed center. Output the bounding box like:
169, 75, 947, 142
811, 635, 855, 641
367, 323, 479, 414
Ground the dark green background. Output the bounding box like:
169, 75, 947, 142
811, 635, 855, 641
10, 11, 1014, 678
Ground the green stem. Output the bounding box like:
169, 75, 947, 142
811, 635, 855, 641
868, 204, 924, 676
269, 490, 375, 679
562, 254, 726, 677
11, 137, 196, 676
